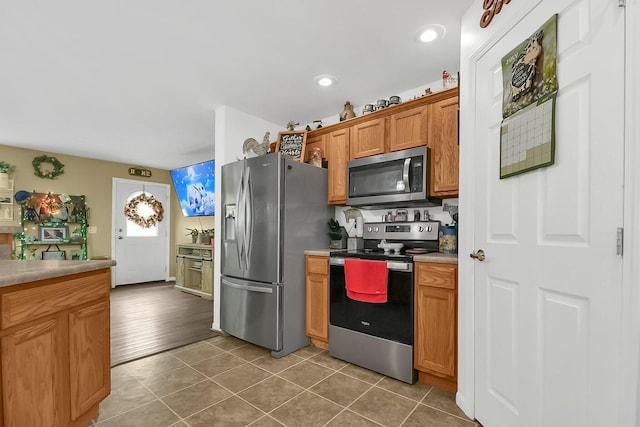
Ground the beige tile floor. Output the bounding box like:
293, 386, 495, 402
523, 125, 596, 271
90, 336, 480, 427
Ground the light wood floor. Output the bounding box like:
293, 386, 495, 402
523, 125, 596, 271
110, 281, 219, 367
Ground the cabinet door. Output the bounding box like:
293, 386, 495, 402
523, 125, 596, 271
201, 260, 213, 295
1, 317, 67, 427
304, 133, 325, 162
305, 256, 329, 341
69, 300, 110, 421
414, 285, 456, 378
176, 256, 185, 286
389, 105, 428, 152
350, 117, 386, 159
326, 128, 350, 205
428, 96, 459, 198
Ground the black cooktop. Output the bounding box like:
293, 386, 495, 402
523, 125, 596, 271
330, 247, 438, 262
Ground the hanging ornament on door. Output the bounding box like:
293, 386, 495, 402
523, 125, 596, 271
124, 192, 164, 228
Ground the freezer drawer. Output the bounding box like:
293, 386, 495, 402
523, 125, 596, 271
220, 277, 282, 351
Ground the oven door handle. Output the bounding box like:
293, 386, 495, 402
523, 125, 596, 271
386, 261, 413, 272
330, 257, 413, 272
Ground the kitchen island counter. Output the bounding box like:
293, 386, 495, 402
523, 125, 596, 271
0, 259, 116, 287
0, 260, 113, 426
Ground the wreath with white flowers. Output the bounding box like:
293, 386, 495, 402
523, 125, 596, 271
32, 155, 65, 179
124, 193, 164, 228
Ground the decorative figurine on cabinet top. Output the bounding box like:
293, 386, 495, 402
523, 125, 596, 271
340, 101, 356, 121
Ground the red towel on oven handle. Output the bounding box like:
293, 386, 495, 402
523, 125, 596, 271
344, 258, 388, 303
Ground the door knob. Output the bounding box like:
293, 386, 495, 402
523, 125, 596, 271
470, 249, 485, 261
118, 236, 124, 240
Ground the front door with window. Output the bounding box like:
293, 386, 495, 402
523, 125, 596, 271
112, 178, 169, 286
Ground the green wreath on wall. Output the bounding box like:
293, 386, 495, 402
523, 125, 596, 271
32, 155, 65, 179
124, 193, 164, 228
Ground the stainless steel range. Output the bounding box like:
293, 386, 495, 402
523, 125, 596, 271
329, 221, 440, 384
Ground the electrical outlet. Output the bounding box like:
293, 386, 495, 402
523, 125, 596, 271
87, 226, 97, 234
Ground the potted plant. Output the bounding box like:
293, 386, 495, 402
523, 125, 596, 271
186, 228, 199, 244
0, 161, 15, 189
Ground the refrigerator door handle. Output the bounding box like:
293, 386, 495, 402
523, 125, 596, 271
235, 162, 245, 269
221, 278, 273, 294
244, 165, 253, 269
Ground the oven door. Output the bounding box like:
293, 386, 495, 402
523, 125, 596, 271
329, 257, 414, 345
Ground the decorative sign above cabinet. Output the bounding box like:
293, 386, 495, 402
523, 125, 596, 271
275, 131, 307, 162
128, 167, 152, 178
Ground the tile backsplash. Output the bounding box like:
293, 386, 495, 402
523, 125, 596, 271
334, 199, 458, 237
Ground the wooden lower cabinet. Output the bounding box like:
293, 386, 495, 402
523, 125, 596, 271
0, 268, 111, 427
1, 317, 66, 426
414, 262, 458, 392
305, 255, 329, 349
69, 300, 110, 420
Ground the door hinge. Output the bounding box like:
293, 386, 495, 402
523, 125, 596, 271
617, 227, 624, 256
619, 0, 626, 7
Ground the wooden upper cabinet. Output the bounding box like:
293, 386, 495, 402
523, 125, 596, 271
428, 96, 459, 198
389, 105, 428, 152
326, 128, 350, 205
350, 117, 386, 159
306, 87, 458, 204
304, 133, 325, 163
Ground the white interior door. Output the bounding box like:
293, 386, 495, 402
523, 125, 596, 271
113, 178, 170, 286
471, 1, 624, 426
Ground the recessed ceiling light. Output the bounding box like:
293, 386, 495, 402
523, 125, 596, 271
415, 24, 446, 44
315, 75, 336, 87
419, 29, 438, 43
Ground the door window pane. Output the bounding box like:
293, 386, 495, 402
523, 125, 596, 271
126, 191, 159, 237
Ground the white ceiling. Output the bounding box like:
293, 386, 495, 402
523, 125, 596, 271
0, 0, 474, 170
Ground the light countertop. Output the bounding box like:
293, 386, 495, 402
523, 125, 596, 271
304, 249, 343, 256
413, 252, 458, 264
0, 260, 116, 287
304, 249, 458, 264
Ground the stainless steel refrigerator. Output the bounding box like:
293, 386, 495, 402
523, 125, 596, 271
220, 152, 332, 358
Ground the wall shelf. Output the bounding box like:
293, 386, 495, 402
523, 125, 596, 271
0, 180, 14, 221
17, 193, 88, 260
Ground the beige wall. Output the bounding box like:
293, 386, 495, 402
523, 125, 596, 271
0, 144, 214, 277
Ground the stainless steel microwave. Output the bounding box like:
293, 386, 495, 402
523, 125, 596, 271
346, 146, 441, 208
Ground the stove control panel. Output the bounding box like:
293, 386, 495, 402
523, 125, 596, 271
363, 221, 440, 241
